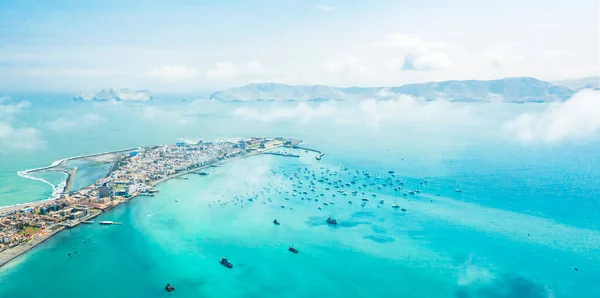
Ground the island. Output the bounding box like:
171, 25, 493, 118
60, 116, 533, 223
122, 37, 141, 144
0, 137, 312, 267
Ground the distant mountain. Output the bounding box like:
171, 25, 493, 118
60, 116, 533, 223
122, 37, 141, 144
552, 76, 599, 91
74, 88, 152, 102
210, 77, 574, 103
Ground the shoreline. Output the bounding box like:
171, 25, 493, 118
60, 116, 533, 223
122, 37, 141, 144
0, 143, 317, 268
0, 227, 65, 268
22, 146, 142, 174
6, 147, 144, 210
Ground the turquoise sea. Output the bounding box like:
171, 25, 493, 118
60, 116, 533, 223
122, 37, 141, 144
1, 94, 599, 297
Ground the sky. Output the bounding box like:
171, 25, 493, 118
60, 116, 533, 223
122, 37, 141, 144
0, 0, 598, 92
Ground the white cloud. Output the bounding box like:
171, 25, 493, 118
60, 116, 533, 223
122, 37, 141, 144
139, 106, 195, 125
0, 123, 44, 151
504, 89, 600, 143
48, 113, 106, 131
374, 34, 456, 71
232, 95, 474, 128
0, 99, 44, 151
232, 102, 336, 123
147, 65, 200, 80
0, 100, 31, 119
205, 61, 263, 81
316, 4, 337, 11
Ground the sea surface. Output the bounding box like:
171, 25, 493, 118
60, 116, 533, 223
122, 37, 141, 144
0, 93, 599, 297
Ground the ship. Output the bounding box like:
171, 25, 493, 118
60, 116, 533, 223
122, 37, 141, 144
288, 246, 299, 253
165, 283, 175, 292
220, 257, 233, 268
326, 217, 338, 225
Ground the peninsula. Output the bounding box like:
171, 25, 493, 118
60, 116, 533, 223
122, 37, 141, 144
0, 137, 307, 267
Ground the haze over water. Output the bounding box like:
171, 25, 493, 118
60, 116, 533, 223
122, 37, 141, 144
1, 95, 599, 297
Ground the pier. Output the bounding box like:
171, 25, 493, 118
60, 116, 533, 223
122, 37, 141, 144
63, 167, 77, 194
264, 152, 300, 158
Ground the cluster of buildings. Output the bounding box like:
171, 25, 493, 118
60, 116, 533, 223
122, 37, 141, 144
0, 137, 293, 254
0, 200, 95, 251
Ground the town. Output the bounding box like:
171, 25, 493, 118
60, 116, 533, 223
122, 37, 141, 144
0, 137, 301, 261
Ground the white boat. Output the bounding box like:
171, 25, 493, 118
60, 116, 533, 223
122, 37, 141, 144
392, 204, 400, 208
99, 221, 113, 225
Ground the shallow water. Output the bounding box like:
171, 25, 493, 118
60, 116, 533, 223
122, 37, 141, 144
1, 96, 599, 297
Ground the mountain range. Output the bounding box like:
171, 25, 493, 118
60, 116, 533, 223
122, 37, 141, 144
210, 77, 587, 103
74, 88, 152, 102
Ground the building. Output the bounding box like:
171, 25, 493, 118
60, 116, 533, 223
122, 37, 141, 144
70, 211, 84, 220
98, 185, 111, 198
176, 142, 186, 147
129, 151, 138, 157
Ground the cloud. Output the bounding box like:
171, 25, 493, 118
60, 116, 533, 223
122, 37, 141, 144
139, 106, 195, 125
147, 65, 200, 80
504, 89, 600, 143
0, 123, 44, 151
232, 102, 336, 123
0, 100, 31, 119
0, 99, 44, 151
231, 95, 473, 128
375, 34, 456, 71
48, 113, 106, 131
205, 61, 263, 81
316, 4, 337, 11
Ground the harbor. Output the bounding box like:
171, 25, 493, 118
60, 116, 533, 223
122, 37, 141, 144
0, 137, 320, 268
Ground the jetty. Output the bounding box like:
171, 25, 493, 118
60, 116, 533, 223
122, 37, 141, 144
63, 167, 77, 194
290, 145, 324, 160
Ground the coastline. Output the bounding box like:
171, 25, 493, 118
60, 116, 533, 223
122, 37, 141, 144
0, 142, 314, 269
0, 227, 65, 268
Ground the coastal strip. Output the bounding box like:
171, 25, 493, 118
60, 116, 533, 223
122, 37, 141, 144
0, 137, 320, 268
22, 147, 142, 174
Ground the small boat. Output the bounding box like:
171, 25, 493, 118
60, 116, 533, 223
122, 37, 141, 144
362, 198, 369, 202
455, 189, 462, 193
401, 208, 407, 212
273, 219, 280, 225
326, 217, 338, 225
99, 221, 113, 225
288, 246, 299, 253
379, 200, 384, 204
220, 257, 233, 268
165, 283, 175, 292
392, 204, 400, 208
388, 170, 395, 174
175, 199, 179, 202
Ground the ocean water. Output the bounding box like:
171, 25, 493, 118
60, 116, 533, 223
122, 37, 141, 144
0, 94, 599, 297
